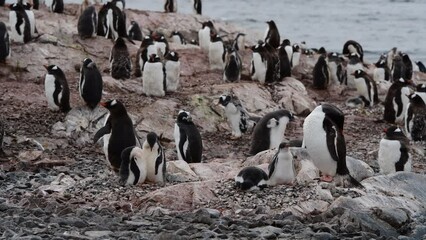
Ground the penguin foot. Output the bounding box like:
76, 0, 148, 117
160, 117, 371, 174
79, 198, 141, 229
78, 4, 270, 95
320, 175, 333, 182
230, 135, 241, 140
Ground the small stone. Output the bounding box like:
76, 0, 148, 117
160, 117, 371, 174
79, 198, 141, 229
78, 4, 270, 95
84, 231, 113, 238
313, 232, 336, 240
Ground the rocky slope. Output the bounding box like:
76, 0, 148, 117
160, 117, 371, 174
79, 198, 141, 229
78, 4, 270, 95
1, 3, 426, 239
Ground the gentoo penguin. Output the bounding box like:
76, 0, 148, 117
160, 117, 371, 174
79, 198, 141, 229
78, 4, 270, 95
278, 40, 292, 79
21, 1, 36, 38
79, 58, 103, 109
401, 53, 413, 80
232, 33, 245, 52
249, 109, 294, 155
94, 99, 137, 172
0, 22, 10, 63
268, 142, 295, 186
346, 53, 364, 88
264, 20, 280, 49
109, 0, 125, 10
77, 5, 97, 39
45, 0, 64, 13
250, 43, 267, 84
291, 43, 301, 68
79, 0, 92, 15
405, 93, 426, 141
44, 65, 71, 113
383, 78, 413, 124
134, 35, 155, 77
152, 32, 169, 56
9, 3, 32, 43
263, 42, 279, 83
416, 61, 426, 73
170, 31, 186, 45
387, 47, 397, 73
378, 126, 411, 174
174, 110, 203, 163
352, 69, 379, 107
312, 55, 330, 89
235, 166, 268, 191
164, 51, 180, 92
97, 3, 108, 37
110, 37, 131, 80
142, 132, 166, 184
119, 146, 147, 185
392, 55, 406, 81
105, 2, 127, 39
164, 0, 177, 13
193, 0, 201, 15
223, 46, 242, 82
218, 94, 250, 139
142, 54, 166, 97
208, 33, 225, 70
327, 52, 346, 85
302, 103, 361, 187
342, 40, 364, 62
374, 54, 392, 82
198, 21, 215, 52
127, 21, 142, 41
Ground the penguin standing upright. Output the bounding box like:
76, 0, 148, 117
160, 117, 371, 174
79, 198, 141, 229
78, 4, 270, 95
174, 110, 203, 163
263, 42, 279, 83
46, 0, 64, 13
110, 0, 125, 10
218, 94, 250, 139
235, 166, 268, 191
0, 22, 10, 63
342, 40, 364, 62
143, 132, 166, 184
127, 21, 142, 41
110, 37, 131, 80
401, 53, 413, 80
352, 69, 379, 107
327, 52, 346, 85
378, 126, 411, 174
405, 93, 426, 141
312, 55, 330, 89
291, 43, 301, 68
193, 0, 201, 14
44, 65, 71, 113
223, 46, 242, 82
282, 39, 292, 64
170, 31, 186, 45
264, 20, 280, 49
374, 55, 392, 82
142, 54, 166, 97
346, 53, 364, 88
387, 47, 397, 71
93, 99, 138, 172
303, 103, 361, 187
416, 61, 426, 73
79, 58, 103, 109
268, 142, 295, 186
9, 3, 32, 43
250, 43, 267, 84
152, 33, 169, 56
77, 5, 97, 39
278, 40, 292, 79
21, 1, 36, 38
164, 51, 180, 92
249, 109, 294, 155
384, 78, 413, 124
164, 0, 177, 13
135, 35, 155, 77
392, 55, 406, 81
208, 33, 225, 70
105, 2, 127, 39
119, 146, 147, 185
198, 21, 215, 52
97, 3, 108, 37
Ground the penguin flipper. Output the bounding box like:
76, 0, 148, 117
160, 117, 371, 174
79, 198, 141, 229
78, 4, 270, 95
93, 124, 111, 143
53, 79, 63, 106
178, 128, 188, 162
154, 145, 163, 175
268, 152, 278, 179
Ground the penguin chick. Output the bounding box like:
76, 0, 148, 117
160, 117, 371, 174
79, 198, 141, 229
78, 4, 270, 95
110, 37, 132, 80
218, 94, 250, 139
119, 146, 147, 186
235, 166, 268, 191
223, 46, 242, 82
268, 142, 296, 186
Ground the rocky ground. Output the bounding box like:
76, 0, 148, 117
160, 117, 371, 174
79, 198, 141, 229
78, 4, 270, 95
1, 3, 426, 240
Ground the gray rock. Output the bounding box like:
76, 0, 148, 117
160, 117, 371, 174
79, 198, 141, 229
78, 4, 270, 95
276, 77, 316, 115
192, 208, 214, 225
51, 217, 89, 228
312, 232, 336, 240
372, 207, 409, 228
250, 226, 283, 239
84, 231, 113, 238
155, 232, 184, 240
346, 156, 374, 182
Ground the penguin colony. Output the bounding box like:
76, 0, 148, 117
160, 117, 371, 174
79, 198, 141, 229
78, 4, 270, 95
1, 1, 425, 191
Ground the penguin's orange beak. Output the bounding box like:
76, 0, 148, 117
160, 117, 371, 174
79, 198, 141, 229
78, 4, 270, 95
350, 72, 355, 76
383, 128, 387, 133
100, 102, 107, 107
43, 65, 49, 70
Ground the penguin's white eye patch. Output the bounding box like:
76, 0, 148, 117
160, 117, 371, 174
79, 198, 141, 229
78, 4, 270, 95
266, 118, 278, 128
171, 52, 175, 57
52, 66, 58, 70
111, 100, 117, 106
395, 128, 402, 132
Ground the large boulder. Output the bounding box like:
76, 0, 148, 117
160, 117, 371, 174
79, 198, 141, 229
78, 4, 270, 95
275, 77, 316, 116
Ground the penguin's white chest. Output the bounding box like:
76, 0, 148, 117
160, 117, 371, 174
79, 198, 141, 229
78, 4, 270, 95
346, 63, 363, 88
251, 52, 266, 83
269, 117, 289, 149
174, 123, 188, 161
354, 77, 370, 102
292, 52, 301, 68
165, 60, 180, 92
328, 62, 339, 85
378, 139, 408, 174
284, 46, 293, 63
224, 104, 241, 136
154, 42, 167, 56
303, 112, 337, 176
44, 74, 60, 111
209, 41, 224, 70
373, 68, 385, 82
9, 11, 24, 43
142, 62, 165, 97
268, 151, 295, 186
145, 147, 163, 183
198, 27, 210, 51
171, 35, 182, 44
106, 9, 117, 39
25, 10, 36, 37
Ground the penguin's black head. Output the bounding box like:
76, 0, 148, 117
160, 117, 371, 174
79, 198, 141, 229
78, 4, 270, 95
218, 95, 231, 107
146, 132, 158, 150
266, 20, 277, 28
165, 51, 179, 61
351, 69, 365, 78
278, 142, 290, 149
282, 39, 291, 47
416, 84, 426, 92
141, 36, 154, 47
148, 54, 161, 63
151, 31, 165, 41
401, 53, 411, 62
384, 126, 405, 139
130, 21, 138, 26
293, 44, 300, 52
44, 65, 63, 75
82, 58, 96, 69
114, 37, 127, 48
100, 99, 127, 115
189, 39, 198, 45
210, 33, 222, 42
177, 110, 192, 123
9, 3, 24, 10
318, 47, 327, 55
202, 21, 214, 29
170, 31, 180, 37
409, 93, 425, 106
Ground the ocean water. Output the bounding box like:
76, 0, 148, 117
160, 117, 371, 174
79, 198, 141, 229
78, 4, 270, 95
8, 0, 426, 63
